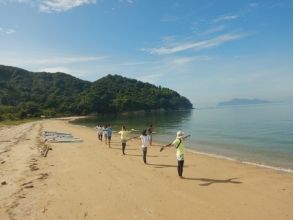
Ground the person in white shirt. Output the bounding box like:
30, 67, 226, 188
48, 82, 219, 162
140, 129, 150, 164
95, 125, 103, 141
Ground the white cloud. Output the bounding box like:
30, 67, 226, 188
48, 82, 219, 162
141, 33, 247, 55
0, 27, 16, 35
213, 15, 239, 23
39, 0, 96, 12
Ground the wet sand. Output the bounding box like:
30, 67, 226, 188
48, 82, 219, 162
0, 118, 292, 220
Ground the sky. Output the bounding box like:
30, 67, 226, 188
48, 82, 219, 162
0, 0, 292, 107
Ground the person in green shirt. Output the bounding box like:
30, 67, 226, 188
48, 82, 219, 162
118, 126, 137, 155
164, 131, 188, 178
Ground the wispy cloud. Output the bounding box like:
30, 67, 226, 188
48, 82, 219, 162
39, 66, 72, 73
141, 33, 247, 55
0, 27, 16, 35
38, 66, 86, 78
2, 0, 136, 12
119, 61, 160, 66
168, 56, 212, 65
249, 2, 259, 8
119, 0, 135, 4
1, 0, 97, 12
160, 14, 178, 22
0, 55, 108, 67
199, 25, 225, 36
213, 15, 239, 23
32, 56, 108, 64
39, 0, 96, 13
135, 73, 163, 84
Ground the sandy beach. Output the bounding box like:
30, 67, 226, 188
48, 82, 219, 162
0, 118, 292, 220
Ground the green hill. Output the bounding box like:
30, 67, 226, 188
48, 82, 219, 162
0, 65, 193, 120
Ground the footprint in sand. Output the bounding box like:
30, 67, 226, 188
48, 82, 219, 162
29, 163, 39, 171
1, 181, 7, 185
37, 173, 49, 180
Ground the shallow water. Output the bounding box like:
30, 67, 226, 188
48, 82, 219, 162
71, 103, 293, 171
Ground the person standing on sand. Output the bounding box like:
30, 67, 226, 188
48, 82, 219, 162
103, 125, 108, 145
96, 125, 103, 141
164, 131, 186, 178
140, 129, 150, 164
118, 125, 134, 155
105, 124, 113, 148
147, 124, 154, 146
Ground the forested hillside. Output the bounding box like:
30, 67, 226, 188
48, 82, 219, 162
0, 65, 193, 120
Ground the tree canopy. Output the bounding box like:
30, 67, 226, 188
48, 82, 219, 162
0, 65, 193, 120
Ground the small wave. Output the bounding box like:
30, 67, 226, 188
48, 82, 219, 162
186, 149, 238, 162
186, 149, 292, 173
242, 161, 292, 173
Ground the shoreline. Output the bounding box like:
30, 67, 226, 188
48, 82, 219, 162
0, 118, 292, 220
70, 118, 293, 173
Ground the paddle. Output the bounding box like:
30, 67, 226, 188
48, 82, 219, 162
126, 135, 140, 142
159, 135, 191, 152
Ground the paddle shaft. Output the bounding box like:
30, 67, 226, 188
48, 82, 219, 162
160, 135, 191, 152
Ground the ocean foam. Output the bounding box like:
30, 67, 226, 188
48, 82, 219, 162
186, 149, 293, 173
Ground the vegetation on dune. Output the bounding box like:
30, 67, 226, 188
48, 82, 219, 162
0, 65, 193, 121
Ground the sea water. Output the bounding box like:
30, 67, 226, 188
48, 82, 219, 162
71, 103, 293, 171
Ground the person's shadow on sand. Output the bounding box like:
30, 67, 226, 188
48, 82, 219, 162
183, 177, 242, 186
148, 163, 179, 168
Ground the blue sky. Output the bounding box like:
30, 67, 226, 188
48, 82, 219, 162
0, 0, 292, 107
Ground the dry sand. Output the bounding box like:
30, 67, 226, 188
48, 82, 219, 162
0, 118, 292, 220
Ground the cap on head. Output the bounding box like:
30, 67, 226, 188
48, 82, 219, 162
176, 131, 185, 138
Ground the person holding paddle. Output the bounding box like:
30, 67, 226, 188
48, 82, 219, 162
160, 131, 190, 178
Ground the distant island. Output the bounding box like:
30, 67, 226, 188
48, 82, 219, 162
0, 65, 193, 121
218, 98, 271, 106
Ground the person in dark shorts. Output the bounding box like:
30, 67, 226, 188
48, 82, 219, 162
164, 131, 187, 178
118, 125, 132, 155
140, 129, 150, 164
104, 125, 113, 148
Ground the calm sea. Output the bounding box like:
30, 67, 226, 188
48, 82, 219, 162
71, 103, 293, 172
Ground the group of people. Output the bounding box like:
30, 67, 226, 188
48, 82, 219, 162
96, 123, 188, 178
95, 124, 113, 148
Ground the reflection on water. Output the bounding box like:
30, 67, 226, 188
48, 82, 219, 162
72, 110, 193, 134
